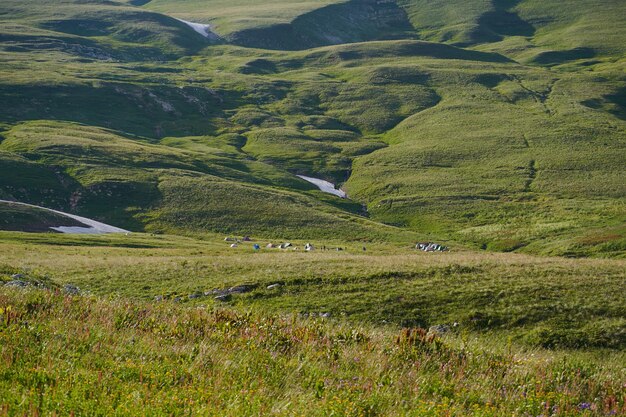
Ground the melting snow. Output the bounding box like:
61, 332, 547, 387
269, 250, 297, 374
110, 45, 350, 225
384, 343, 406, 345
297, 175, 347, 198
0, 200, 129, 235
177, 19, 219, 40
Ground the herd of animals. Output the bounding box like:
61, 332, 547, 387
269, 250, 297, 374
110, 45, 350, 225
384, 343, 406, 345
224, 237, 449, 252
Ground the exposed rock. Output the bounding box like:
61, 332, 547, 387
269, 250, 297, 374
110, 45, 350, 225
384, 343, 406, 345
215, 294, 231, 302
11, 274, 24, 279
154, 295, 164, 302
5, 280, 28, 288
267, 283, 281, 290
229, 284, 256, 294
428, 324, 450, 335
188, 293, 203, 300
63, 284, 80, 295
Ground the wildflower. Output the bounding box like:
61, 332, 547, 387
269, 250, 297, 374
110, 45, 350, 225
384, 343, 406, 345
578, 402, 591, 410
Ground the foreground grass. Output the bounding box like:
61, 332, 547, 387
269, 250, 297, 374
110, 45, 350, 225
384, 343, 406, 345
1, 287, 624, 416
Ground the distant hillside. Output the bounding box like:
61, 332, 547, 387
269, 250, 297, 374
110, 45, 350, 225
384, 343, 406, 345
0, 0, 624, 255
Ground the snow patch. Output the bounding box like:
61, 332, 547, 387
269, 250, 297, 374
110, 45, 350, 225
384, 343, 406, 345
176, 18, 219, 40
0, 200, 129, 235
50, 226, 110, 234
297, 175, 347, 198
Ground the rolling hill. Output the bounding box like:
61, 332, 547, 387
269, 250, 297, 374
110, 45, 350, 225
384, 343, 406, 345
0, 0, 624, 256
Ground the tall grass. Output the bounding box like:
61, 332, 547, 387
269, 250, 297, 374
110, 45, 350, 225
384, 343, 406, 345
1, 287, 624, 416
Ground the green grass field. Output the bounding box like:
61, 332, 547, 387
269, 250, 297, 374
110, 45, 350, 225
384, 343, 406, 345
0, 232, 625, 415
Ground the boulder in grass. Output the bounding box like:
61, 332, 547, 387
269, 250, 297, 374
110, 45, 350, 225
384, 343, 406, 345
428, 324, 450, 335
5, 280, 28, 288
215, 294, 231, 302
11, 274, 24, 279
228, 284, 256, 294
267, 283, 281, 290
63, 284, 80, 295
188, 293, 203, 300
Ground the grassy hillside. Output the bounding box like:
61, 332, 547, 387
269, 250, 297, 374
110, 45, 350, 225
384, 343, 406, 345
0, 121, 412, 240
142, 0, 343, 35
1, 0, 214, 57
142, 0, 626, 60
1, 2, 625, 414
0, 0, 624, 257
398, 0, 626, 62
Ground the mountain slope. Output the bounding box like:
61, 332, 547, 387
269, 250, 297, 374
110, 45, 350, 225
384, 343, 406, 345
0, 120, 413, 240
0, 0, 624, 256
397, 0, 626, 63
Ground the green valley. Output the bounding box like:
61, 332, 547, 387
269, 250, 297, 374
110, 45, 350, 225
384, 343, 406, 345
0, 0, 625, 415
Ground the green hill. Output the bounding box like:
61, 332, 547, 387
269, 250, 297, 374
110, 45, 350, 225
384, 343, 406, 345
0, 0, 624, 256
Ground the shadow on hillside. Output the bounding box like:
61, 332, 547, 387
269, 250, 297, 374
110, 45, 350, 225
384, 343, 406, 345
582, 86, 626, 121
463, 0, 536, 45
531, 47, 596, 65
227, 0, 416, 50
259, 41, 512, 74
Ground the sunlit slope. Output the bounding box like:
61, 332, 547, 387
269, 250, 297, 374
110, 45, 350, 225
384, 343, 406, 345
0, 121, 413, 240
397, 0, 626, 63
144, 0, 415, 50
141, 0, 626, 60
0, 0, 624, 254
0, 0, 213, 60
343, 58, 626, 255
141, 0, 342, 35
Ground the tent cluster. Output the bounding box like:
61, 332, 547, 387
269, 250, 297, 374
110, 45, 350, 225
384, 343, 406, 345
416, 242, 448, 252
226, 238, 329, 252
262, 242, 315, 251
264, 242, 293, 249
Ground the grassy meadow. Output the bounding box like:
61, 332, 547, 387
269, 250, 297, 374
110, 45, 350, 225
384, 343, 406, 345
1, 286, 625, 416
1, 232, 624, 350
1, 231, 625, 415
